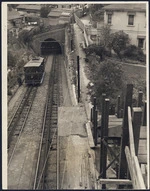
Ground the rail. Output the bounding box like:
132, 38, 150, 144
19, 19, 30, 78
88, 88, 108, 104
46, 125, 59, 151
125, 106, 146, 189
33, 57, 55, 189
33, 55, 62, 189
8, 87, 37, 166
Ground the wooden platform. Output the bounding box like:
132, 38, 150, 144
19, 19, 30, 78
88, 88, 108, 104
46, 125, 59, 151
138, 126, 147, 164
108, 116, 147, 164
108, 115, 122, 138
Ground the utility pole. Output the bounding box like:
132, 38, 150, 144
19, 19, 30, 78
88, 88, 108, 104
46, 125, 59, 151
77, 56, 80, 103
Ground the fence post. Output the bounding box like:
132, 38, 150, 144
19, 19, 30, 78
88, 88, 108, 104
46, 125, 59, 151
132, 107, 142, 156
142, 101, 147, 126
94, 110, 98, 146
77, 56, 80, 103
137, 91, 143, 107
119, 84, 133, 182
93, 97, 96, 124
93, 97, 96, 139
117, 95, 121, 118
102, 99, 109, 189
91, 107, 93, 123
100, 94, 106, 175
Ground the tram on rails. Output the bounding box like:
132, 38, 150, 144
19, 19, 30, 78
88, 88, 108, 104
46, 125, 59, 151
24, 57, 45, 85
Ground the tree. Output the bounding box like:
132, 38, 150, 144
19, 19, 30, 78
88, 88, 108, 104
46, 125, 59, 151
110, 31, 130, 59
90, 4, 104, 14
99, 25, 111, 47
91, 59, 126, 111
40, 6, 51, 18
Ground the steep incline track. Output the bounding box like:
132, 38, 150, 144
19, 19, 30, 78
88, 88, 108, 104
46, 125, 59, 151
33, 55, 63, 189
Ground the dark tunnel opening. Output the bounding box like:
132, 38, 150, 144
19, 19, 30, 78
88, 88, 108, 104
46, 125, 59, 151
41, 38, 62, 55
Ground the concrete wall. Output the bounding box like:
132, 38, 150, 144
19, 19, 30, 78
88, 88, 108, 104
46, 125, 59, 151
31, 28, 65, 55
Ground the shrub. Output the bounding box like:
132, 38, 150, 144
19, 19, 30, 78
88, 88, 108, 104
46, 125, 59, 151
123, 45, 146, 62
84, 44, 107, 61
110, 31, 130, 59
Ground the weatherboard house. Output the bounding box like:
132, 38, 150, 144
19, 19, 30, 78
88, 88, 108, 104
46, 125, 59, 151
102, 4, 146, 53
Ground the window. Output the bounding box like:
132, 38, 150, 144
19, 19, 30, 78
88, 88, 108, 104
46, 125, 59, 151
128, 15, 134, 25
107, 14, 112, 24
138, 38, 144, 49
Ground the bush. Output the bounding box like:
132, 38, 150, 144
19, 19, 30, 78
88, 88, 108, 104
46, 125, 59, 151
123, 45, 146, 62
84, 44, 107, 61
110, 31, 130, 59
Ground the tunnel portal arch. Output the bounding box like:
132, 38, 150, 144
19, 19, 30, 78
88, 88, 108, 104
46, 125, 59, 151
41, 38, 62, 55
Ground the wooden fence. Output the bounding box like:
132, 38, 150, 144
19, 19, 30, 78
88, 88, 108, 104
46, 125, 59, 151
90, 84, 147, 189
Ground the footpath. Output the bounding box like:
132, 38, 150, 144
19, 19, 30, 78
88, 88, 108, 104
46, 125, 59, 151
57, 22, 100, 189
57, 21, 117, 189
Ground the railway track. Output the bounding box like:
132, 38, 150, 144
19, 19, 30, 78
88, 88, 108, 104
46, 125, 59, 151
8, 86, 37, 165
33, 55, 63, 189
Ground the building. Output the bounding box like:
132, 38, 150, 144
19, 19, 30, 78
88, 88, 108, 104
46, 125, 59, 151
102, 3, 146, 53
48, 8, 73, 24
57, 4, 72, 9
48, 9, 62, 19
59, 12, 72, 24
16, 4, 41, 16
7, 8, 24, 37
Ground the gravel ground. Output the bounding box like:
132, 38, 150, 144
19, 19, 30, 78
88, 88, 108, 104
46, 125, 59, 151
8, 85, 27, 126
8, 56, 53, 189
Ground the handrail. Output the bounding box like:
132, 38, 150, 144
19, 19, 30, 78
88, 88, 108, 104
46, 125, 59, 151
125, 106, 146, 189
127, 106, 135, 157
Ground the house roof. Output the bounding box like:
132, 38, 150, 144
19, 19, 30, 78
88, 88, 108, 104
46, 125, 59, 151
61, 12, 71, 17
7, 21, 14, 29
48, 11, 62, 17
8, 8, 23, 20
102, 3, 146, 12
17, 4, 41, 11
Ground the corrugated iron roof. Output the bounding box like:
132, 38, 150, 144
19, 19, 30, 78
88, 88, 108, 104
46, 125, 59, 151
17, 4, 41, 11
48, 11, 62, 17
24, 57, 44, 67
103, 3, 146, 12
61, 12, 71, 17
8, 9, 23, 20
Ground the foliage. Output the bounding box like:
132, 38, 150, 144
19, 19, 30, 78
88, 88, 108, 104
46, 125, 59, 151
110, 31, 130, 59
84, 44, 106, 61
40, 6, 51, 18
90, 4, 104, 14
99, 25, 111, 47
18, 30, 31, 44
123, 45, 146, 62
90, 4, 105, 21
89, 59, 125, 111
18, 27, 41, 45
8, 51, 16, 68
92, 10, 104, 21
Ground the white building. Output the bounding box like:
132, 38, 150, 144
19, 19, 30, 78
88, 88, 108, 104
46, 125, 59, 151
102, 3, 146, 53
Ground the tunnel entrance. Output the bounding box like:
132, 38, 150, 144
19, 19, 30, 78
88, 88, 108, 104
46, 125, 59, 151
41, 38, 62, 55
